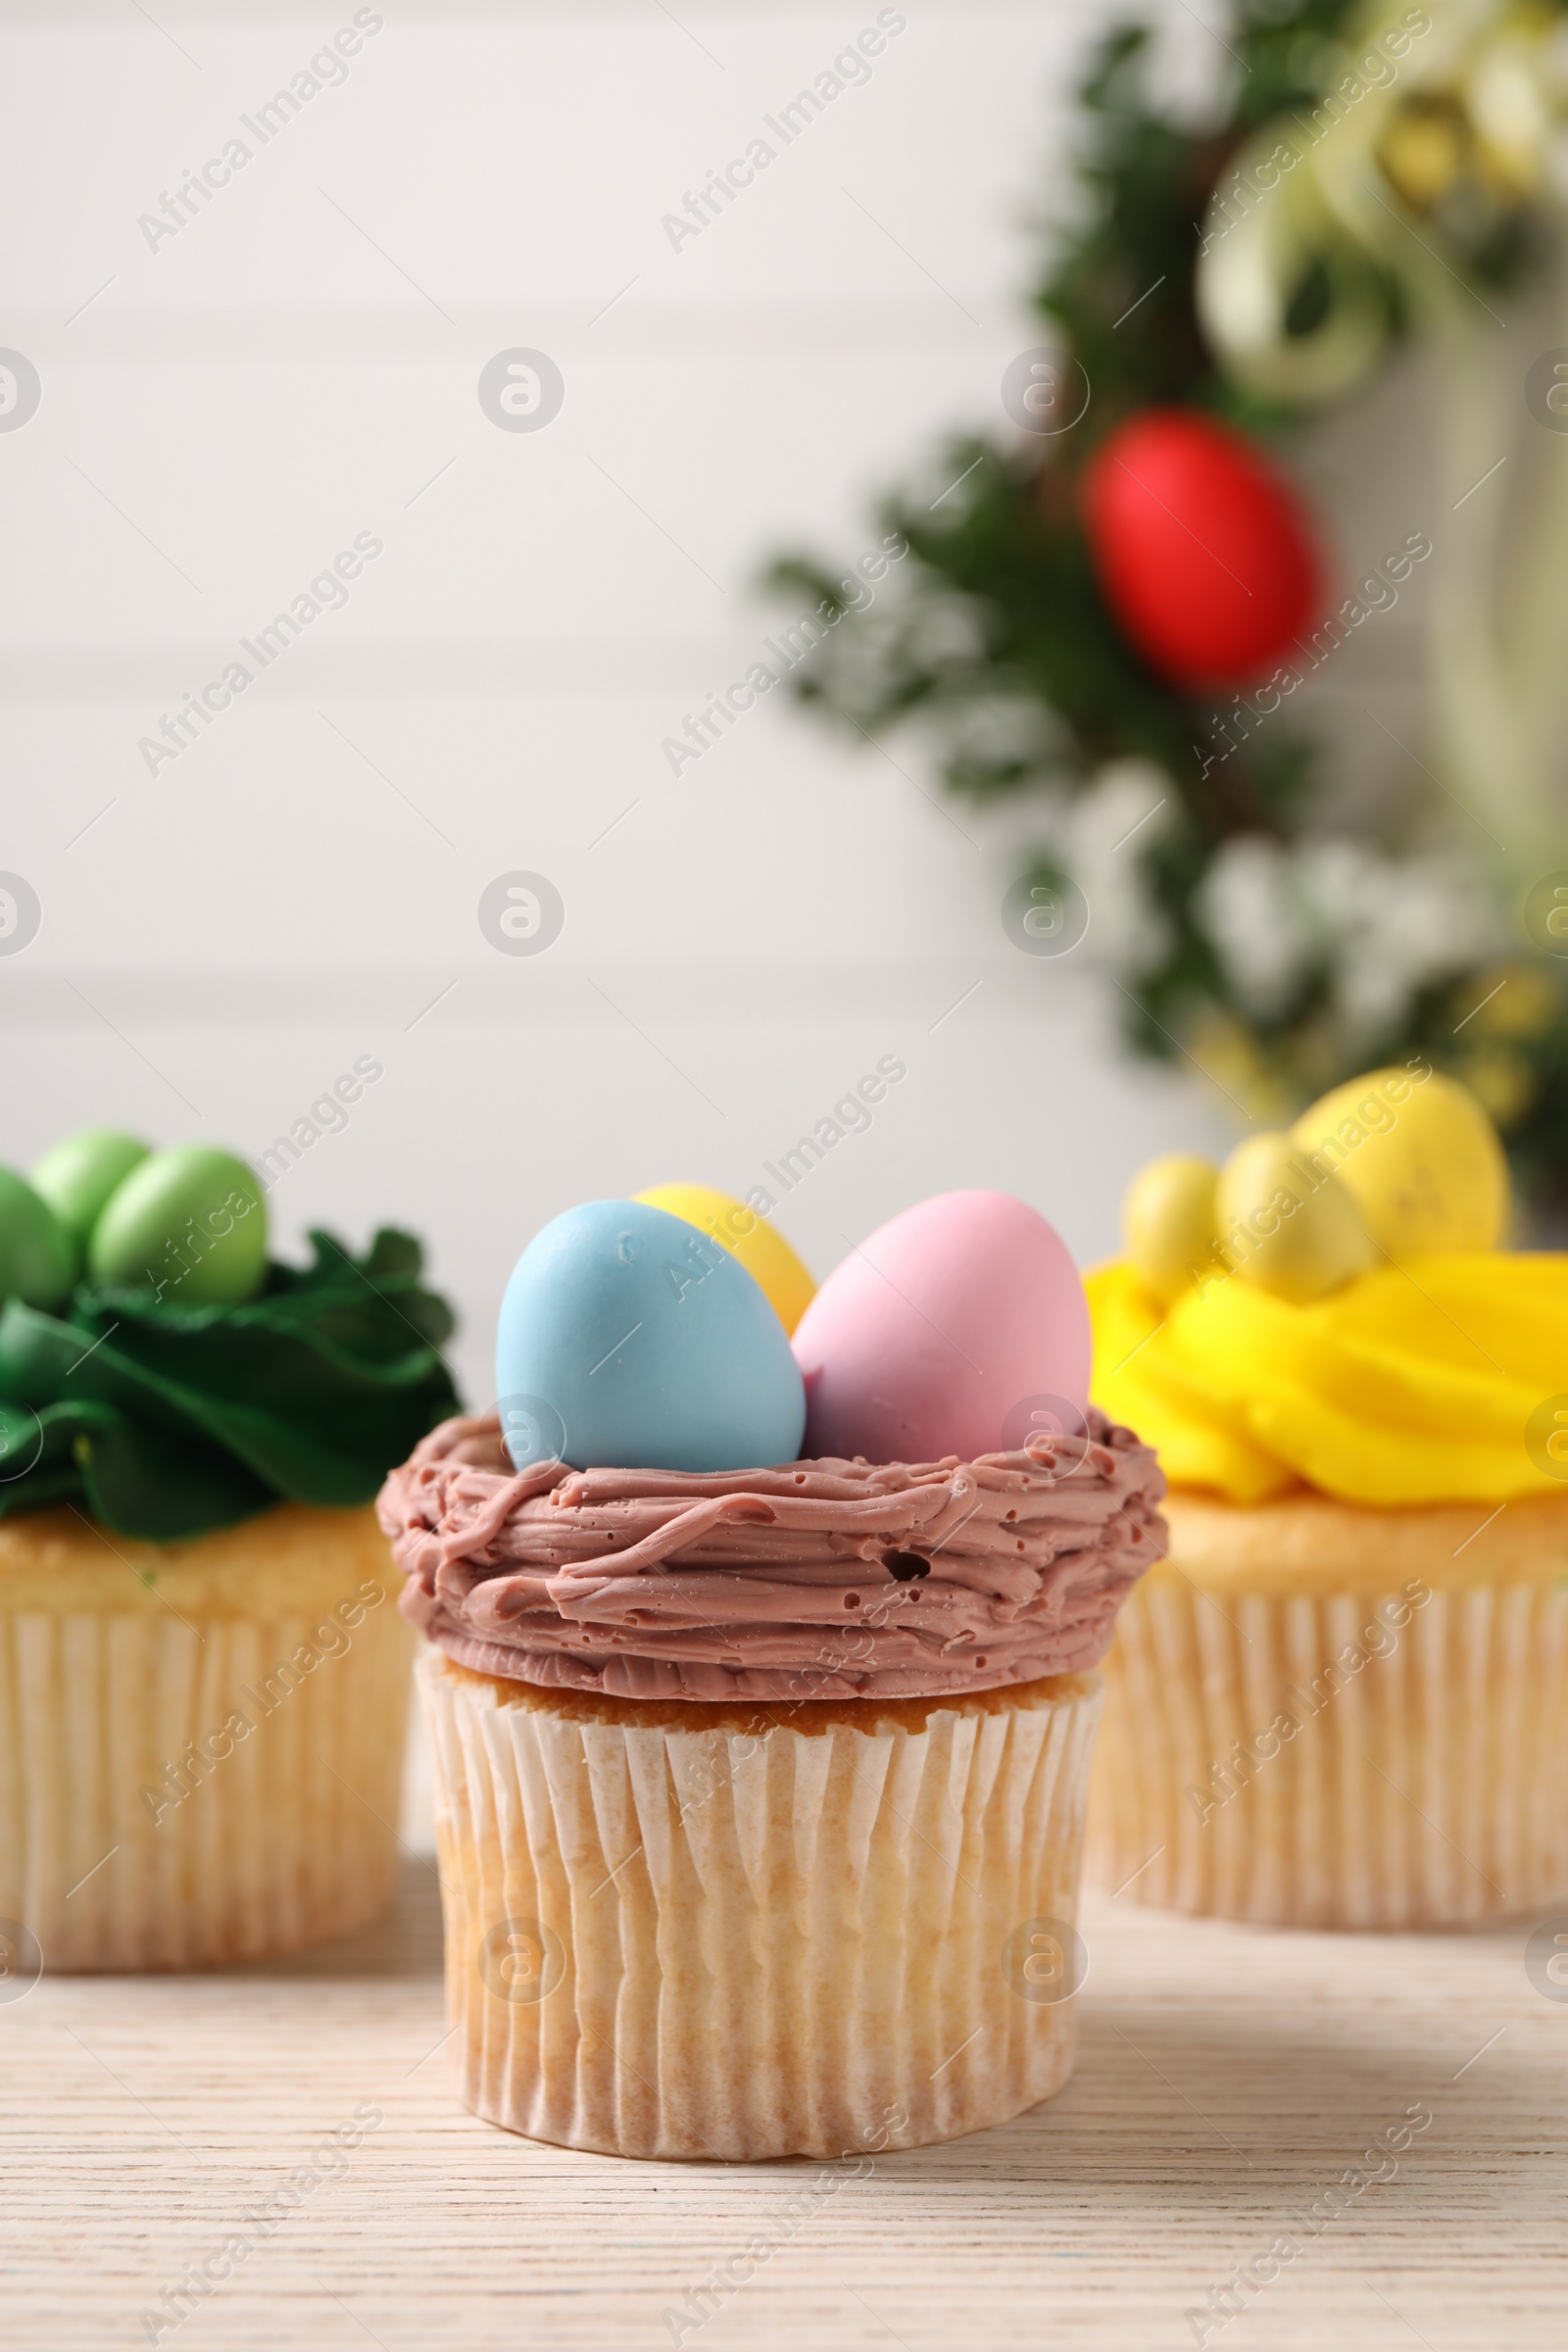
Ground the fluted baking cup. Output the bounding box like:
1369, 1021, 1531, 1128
420, 1648, 1103, 2160
0, 1503, 413, 1971
1090, 1540, 1568, 1929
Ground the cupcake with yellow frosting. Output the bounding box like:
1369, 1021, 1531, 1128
1086, 1060, 1568, 1930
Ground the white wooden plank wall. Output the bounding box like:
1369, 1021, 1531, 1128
0, 0, 1427, 1403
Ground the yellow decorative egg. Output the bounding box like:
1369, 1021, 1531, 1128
1291, 1065, 1509, 1256
633, 1184, 815, 1336
1121, 1153, 1221, 1302
1216, 1131, 1374, 1302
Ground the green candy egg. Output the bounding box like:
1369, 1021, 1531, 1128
87, 1145, 269, 1305
0, 1166, 77, 1307
30, 1128, 150, 1250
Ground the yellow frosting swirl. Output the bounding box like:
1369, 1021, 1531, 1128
1087, 1253, 1568, 1506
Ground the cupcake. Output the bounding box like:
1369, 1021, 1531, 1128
380, 1187, 1164, 2161
0, 1129, 458, 1970
1086, 1061, 1568, 1930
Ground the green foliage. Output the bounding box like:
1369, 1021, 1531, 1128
1032, 4, 1370, 430
0, 1228, 461, 1541
761, 0, 1568, 1205
764, 13, 1350, 822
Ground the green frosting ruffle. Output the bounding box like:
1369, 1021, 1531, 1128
0, 1228, 460, 1542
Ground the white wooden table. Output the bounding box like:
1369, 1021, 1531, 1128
6, 1830, 1566, 2348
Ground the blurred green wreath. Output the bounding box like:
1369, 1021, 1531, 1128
765, 0, 1568, 1218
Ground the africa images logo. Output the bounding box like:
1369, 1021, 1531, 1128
135, 13, 385, 252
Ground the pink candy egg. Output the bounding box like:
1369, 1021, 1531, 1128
792, 1190, 1091, 1465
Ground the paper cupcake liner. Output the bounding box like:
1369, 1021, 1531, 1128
419, 1648, 1104, 2161
0, 1583, 413, 1972
1088, 1574, 1568, 1928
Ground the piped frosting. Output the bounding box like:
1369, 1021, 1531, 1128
378, 1408, 1165, 1701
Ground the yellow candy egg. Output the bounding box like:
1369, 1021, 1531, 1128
1216, 1131, 1375, 1302
1291, 1065, 1509, 1257
1122, 1153, 1222, 1301
633, 1184, 816, 1336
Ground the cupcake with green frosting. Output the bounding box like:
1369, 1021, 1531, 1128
0, 1128, 459, 1971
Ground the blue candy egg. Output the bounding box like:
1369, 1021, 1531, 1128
495, 1200, 807, 1473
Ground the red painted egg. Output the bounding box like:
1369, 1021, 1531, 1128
1081, 409, 1323, 689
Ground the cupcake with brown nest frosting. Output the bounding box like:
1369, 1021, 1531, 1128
380, 1186, 1164, 2160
